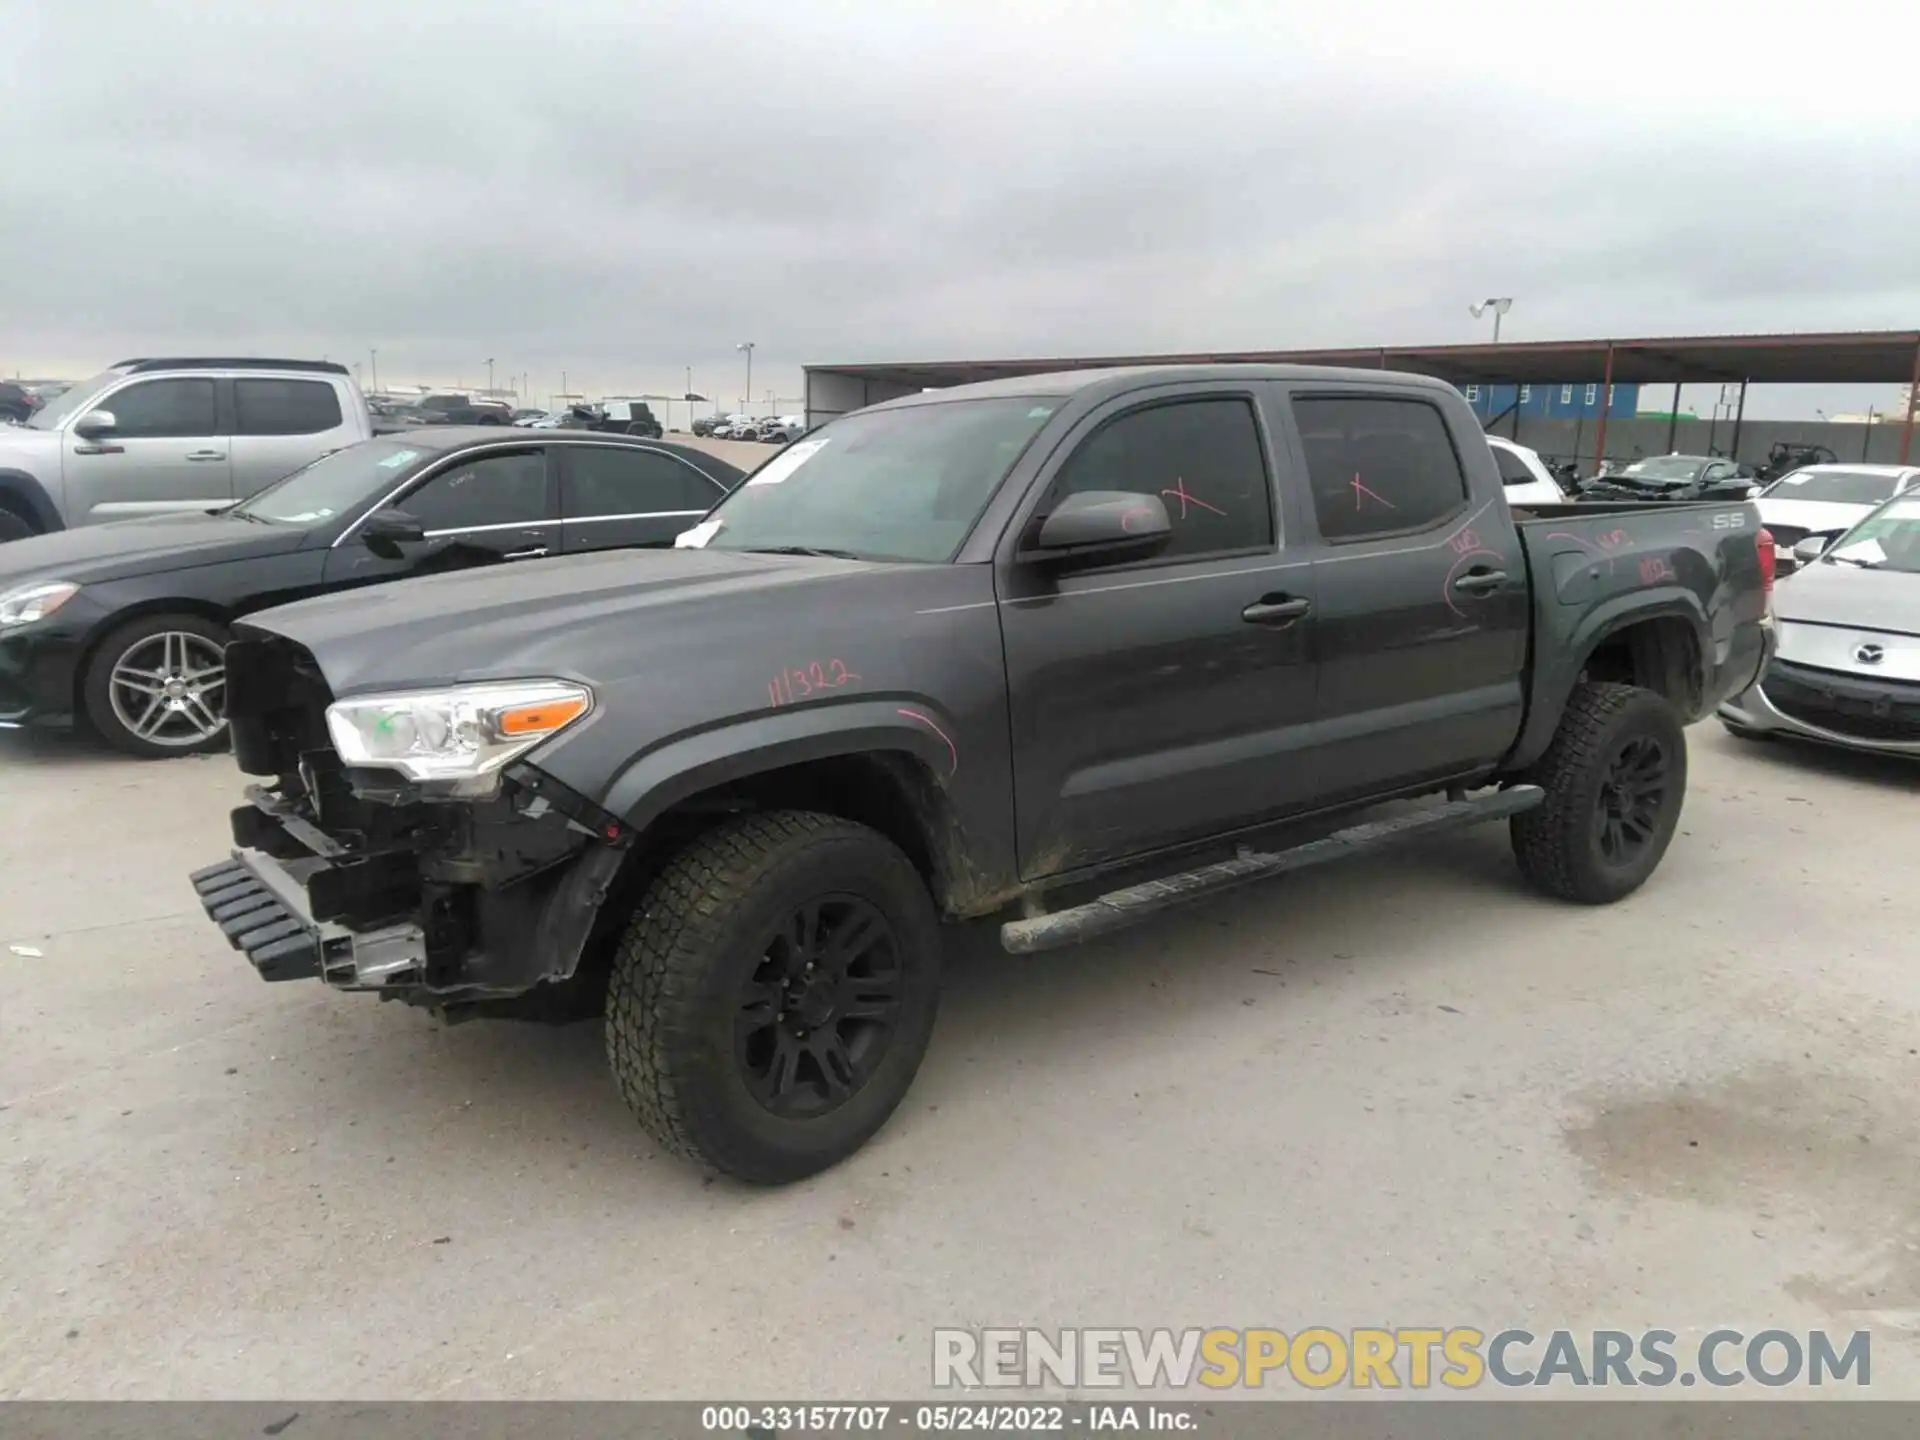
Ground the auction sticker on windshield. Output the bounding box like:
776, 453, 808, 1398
377, 449, 420, 469
746, 438, 829, 487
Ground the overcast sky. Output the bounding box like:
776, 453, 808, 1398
6, 0, 1919, 419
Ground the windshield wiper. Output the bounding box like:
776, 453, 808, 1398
740, 545, 864, 560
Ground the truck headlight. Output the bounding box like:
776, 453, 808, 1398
0, 581, 80, 630
326, 680, 593, 783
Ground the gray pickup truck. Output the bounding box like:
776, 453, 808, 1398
0, 358, 372, 542
190, 364, 1774, 1183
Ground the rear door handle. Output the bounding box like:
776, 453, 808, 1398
1451, 569, 1508, 594
1242, 594, 1313, 626
504, 546, 550, 559
186, 450, 226, 461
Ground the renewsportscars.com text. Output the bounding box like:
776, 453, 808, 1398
932, 1327, 1872, 1390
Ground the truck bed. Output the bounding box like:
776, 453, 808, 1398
1505, 497, 1771, 761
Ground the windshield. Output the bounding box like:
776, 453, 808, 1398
690, 397, 1062, 562
1765, 469, 1907, 506
23, 369, 121, 430
1619, 457, 1710, 483
1820, 496, 1920, 573
234, 439, 426, 525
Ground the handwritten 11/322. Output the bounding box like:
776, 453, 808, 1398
768, 660, 860, 707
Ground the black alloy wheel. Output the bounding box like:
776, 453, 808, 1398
1593, 735, 1670, 866
736, 895, 903, 1119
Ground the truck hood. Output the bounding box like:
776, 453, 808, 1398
0, 511, 308, 587
241, 546, 928, 695
1754, 496, 1873, 536
1774, 558, 1920, 636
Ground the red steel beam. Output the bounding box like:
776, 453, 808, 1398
1592, 344, 1616, 472
1902, 336, 1920, 465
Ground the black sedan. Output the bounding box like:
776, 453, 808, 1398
0, 428, 743, 758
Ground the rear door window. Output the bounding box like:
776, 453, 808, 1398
564, 446, 720, 518
235, 379, 344, 436
1292, 396, 1469, 540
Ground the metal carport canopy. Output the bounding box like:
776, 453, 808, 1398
804, 327, 1920, 464
806, 328, 1920, 388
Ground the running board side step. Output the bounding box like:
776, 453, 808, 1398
1000, 785, 1544, 954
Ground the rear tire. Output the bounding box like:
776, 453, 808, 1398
605, 811, 941, 1184
1511, 682, 1687, 904
82, 612, 232, 759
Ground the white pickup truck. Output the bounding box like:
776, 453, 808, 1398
0, 358, 372, 542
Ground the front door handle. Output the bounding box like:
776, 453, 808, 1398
504, 546, 550, 559
1242, 594, 1313, 627
186, 450, 227, 461
1451, 568, 1509, 594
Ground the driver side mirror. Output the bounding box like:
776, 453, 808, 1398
74, 409, 117, 439
1792, 535, 1832, 566
360, 507, 428, 560
1022, 491, 1172, 568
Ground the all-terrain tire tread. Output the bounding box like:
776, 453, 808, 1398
604, 809, 896, 1174
1510, 681, 1676, 904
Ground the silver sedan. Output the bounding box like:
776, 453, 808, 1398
1720, 492, 1920, 757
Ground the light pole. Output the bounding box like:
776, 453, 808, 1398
1469, 297, 1514, 342
369, 348, 379, 394
737, 342, 755, 413
485, 358, 495, 397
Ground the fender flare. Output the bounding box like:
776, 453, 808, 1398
525, 701, 970, 987
1511, 590, 1712, 770
0, 469, 64, 533
599, 698, 963, 834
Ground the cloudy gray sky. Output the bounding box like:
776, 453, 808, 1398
6, 0, 1919, 418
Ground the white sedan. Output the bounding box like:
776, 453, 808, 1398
1755, 463, 1920, 572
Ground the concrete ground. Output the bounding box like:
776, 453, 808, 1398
2, 723, 1917, 1400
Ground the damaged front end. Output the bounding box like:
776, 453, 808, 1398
189, 632, 633, 1015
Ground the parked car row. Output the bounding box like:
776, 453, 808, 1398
513, 401, 664, 438
693, 413, 806, 443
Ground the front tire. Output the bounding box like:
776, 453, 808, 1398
605, 811, 942, 1184
82, 613, 232, 758
1510, 682, 1687, 904
0, 505, 36, 543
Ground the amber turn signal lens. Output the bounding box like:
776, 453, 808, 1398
494, 694, 589, 737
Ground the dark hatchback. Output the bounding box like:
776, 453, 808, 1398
0, 429, 743, 757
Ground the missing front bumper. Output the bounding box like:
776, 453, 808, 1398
190, 850, 428, 988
